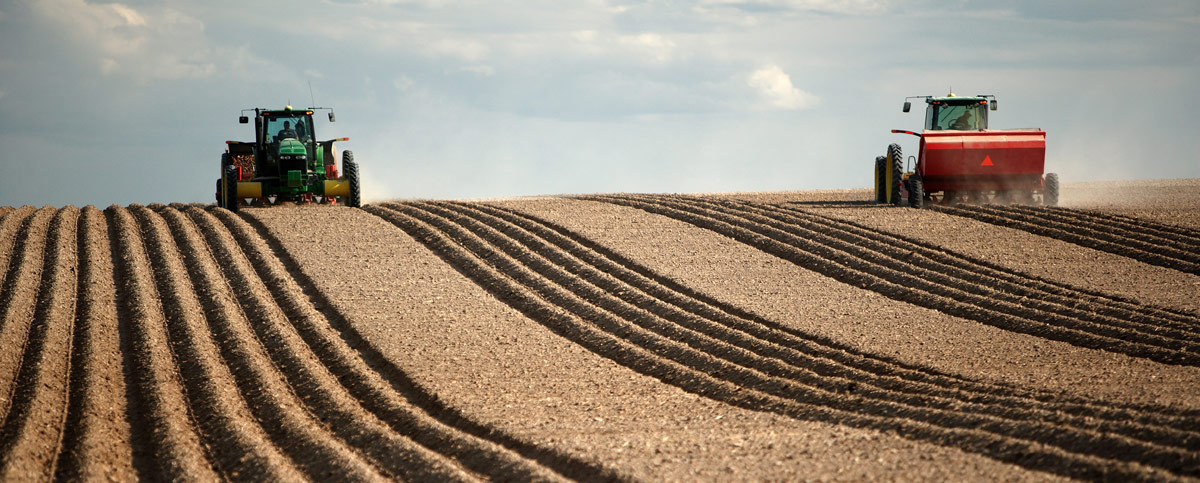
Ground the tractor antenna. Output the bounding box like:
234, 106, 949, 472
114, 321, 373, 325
308, 81, 316, 109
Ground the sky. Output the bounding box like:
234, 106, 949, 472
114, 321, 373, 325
1, 0, 1197, 207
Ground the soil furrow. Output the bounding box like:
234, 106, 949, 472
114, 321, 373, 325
368, 202, 1177, 481
454, 201, 1200, 440
1049, 207, 1200, 243
707, 197, 1200, 338
477, 201, 1200, 414
402, 200, 1200, 472
107, 205, 218, 480
1006, 205, 1200, 253
156, 205, 390, 481
592, 195, 1200, 366
0, 207, 35, 291
0, 207, 55, 423
53, 206, 136, 481
0, 207, 78, 480
183, 205, 485, 482
221, 207, 577, 481
662, 195, 1200, 345
771, 201, 1200, 324
128, 204, 303, 480
935, 204, 1200, 275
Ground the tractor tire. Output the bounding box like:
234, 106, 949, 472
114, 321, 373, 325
218, 153, 232, 206
874, 156, 886, 203
887, 143, 903, 205
224, 165, 239, 213
908, 176, 924, 209
343, 150, 361, 208
1044, 172, 1060, 206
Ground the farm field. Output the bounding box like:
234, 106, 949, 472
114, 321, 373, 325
0, 179, 1198, 480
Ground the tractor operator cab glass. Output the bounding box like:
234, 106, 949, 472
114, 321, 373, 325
265, 115, 314, 143
925, 101, 989, 131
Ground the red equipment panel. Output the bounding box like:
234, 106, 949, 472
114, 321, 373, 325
919, 129, 1045, 191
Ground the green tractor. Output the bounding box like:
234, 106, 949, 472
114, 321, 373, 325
216, 105, 360, 211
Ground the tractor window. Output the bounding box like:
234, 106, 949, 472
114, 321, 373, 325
265, 115, 311, 143
928, 102, 988, 130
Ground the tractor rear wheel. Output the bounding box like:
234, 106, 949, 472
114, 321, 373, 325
887, 144, 903, 205
1044, 173, 1060, 206
874, 156, 886, 203
343, 150, 361, 208
908, 176, 924, 209
223, 165, 239, 213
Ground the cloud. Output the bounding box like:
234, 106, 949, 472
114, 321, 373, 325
393, 75, 416, 92
747, 65, 818, 110
618, 33, 677, 63
699, 0, 889, 15
25, 0, 220, 81
459, 65, 495, 76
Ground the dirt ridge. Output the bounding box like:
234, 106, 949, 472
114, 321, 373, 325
368, 201, 1189, 481
227, 207, 585, 481
731, 198, 1200, 337
936, 204, 1200, 275
774, 201, 1200, 321
462, 200, 1200, 430
53, 206, 135, 481
200, 205, 491, 481
590, 195, 1200, 366
1047, 206, 1200, 243
108, 205, 219, 480
129, 204, 303, 480
746, 199, 1200, 336
0, 207, 78, 480
158, 205, 391, 480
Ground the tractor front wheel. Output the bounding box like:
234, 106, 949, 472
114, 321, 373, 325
874, 156, 886, 203
223, 165, 239, 213
1044, 173, 1060, 206
908, 176, 924, 209
218, 153, 233, 206
887, 144, 903, 205
343, 150, 361, 208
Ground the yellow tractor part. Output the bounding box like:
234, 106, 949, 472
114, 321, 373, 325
236, 181, 262, 199
324, 178, 350, 198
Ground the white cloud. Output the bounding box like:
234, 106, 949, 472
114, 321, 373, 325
619, 33, 677, 63
108, 4, 146, 27
460, 65, 495, 76
747, 65, 818, 110
28, 0, 219, 81
698, 0, 889, 15
393, 75, 416, 92
0, 87, 6, 100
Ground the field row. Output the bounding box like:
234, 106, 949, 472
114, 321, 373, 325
0, 205, 604, 481
2, 195, 1197, 480
366, 199, 1200, 480
935, 204, 1200, 275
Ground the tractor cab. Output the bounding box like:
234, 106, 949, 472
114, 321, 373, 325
258, 108, 318, 177
903, 94, 995, 131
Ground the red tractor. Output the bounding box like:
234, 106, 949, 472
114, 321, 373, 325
876, 93, 1057, 208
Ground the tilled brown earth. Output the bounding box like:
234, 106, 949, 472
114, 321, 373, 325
0, 179, 1198, 480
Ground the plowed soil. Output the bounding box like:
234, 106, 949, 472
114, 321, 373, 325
1, 178, 1198, 481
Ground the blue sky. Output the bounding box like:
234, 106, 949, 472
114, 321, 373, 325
1, 0, 1197, 206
